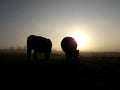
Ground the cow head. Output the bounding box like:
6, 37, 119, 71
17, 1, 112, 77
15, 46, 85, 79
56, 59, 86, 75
73, 50, 79, 57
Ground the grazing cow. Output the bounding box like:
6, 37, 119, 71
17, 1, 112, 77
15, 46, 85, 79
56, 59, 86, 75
27, 35, 52, 62
61, 37, 79, 60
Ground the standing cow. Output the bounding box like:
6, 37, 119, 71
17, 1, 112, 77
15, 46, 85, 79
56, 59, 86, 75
27, 35, 52, 63
61, 37, 79, 60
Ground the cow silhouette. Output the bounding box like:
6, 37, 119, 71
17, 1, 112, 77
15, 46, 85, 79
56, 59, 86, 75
27, 35, 52, 63
61, 37, 79, 60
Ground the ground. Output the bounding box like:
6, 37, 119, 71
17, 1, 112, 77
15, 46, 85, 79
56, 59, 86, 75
0, 52, 120, 89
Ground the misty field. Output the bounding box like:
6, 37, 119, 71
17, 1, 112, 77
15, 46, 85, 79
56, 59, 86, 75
0, 52, 120, 72
0, 51, 120, 88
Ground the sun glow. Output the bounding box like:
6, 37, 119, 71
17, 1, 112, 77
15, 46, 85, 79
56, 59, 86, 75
71, 32, 88, 49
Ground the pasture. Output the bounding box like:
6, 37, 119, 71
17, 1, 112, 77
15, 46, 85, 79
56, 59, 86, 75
0, 51, 120, 88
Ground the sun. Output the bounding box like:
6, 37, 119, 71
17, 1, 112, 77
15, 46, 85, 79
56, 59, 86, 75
71, 32, 88, 49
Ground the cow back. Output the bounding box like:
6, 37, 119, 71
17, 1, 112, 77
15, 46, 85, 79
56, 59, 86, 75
61, 37, 77, 52
27, 35, 52, 53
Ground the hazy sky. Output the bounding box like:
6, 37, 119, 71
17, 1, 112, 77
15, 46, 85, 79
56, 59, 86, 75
0, 0, 120, 51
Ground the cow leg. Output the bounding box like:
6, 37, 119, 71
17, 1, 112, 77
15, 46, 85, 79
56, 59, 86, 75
33, 51, 38, 63
44, 53, 50, 60
66, 53, 70, 60
66, 53, 73, 64
27, 48, 31, 63
70, 55, 72, 61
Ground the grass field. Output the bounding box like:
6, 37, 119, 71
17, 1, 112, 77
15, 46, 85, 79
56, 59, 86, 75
0, 51, 120, 88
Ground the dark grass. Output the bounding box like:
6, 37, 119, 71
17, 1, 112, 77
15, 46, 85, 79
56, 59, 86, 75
0, 52, 120, 88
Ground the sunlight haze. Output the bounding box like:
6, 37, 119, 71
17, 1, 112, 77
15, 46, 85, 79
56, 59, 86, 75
0, 0, 120, 52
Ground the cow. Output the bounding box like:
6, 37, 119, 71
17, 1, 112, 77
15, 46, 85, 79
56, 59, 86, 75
27, 35, 52, 63
61, 37, 79, 60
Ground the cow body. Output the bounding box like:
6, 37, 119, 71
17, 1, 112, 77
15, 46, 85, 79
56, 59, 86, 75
27, 35, 52, 62
61, 37, 79, 60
